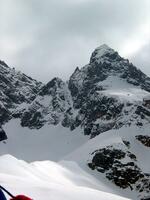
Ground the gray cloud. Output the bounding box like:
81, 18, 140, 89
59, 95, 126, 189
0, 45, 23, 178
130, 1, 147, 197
0, 0, 149, 82
130, 42, 150, 76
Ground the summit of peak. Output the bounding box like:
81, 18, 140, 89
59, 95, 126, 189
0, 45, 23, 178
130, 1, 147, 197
95, 44, 112, 50
94, 44, 115, 55
90, 44, 118, 64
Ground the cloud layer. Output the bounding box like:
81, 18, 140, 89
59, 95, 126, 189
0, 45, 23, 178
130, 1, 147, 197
0, 0, 150, 82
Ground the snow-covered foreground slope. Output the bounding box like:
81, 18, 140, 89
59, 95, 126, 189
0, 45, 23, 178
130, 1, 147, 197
63, 125, 150, 200
0, 119, 88, 161
0, 119, 150, 199
0, 155, 129, 200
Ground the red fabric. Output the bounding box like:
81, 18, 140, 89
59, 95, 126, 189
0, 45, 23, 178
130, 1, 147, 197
10, 195, 32, 200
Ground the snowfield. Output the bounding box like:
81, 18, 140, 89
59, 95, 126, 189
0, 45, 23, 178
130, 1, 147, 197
0, 155, 130, 200
99, 75, 150, 103
1, 120, 149, 199
0, 119, 133, 200
0, 119, 88, 162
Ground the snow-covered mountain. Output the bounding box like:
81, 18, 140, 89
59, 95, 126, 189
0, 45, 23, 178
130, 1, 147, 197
21, 77, 74, 129
11, 44, 150, 137
68, 44, 150, 137
0, 60, 43, 125
0, 44, 150, 200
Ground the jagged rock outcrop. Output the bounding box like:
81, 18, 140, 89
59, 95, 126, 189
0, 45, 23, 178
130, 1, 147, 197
88, 144, 150, 199
16, 44, 150, 137
0, 60, 43, 124
0, 44, 150, 137
0, 127, 7, 141
68, 44, 150, 137
21, 78, 73, 128
136, 135, 150, 147
0, 44, 150, 200
69, 44, 150, 108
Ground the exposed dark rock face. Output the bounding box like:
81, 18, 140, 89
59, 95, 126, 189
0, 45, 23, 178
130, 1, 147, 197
88, 148, 126, 171
141, 197, 150, 200
0, 127, 7, 141
136, 135, 150, 147
122, 140, 130, 148
67, 45, 150, 137
0, 44, 150, 200
69, 45, 150, 110
72, 93, 124, 137
0, 44, 150, 139
21, 78, 73, 129
135, 106, 150, 118
0, 60, 43, 124
136, 174, 150, 195
61, 107, 75, 128
88, 145, 150, 198
0, 44, 146, 139
106, 163, 143, 190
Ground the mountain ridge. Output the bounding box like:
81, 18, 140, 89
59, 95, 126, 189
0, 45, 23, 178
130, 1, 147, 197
0, 44, 150, 200
0, 44, 150, 135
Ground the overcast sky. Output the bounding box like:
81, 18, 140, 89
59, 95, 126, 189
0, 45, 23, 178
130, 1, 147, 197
0, 0, 150, 83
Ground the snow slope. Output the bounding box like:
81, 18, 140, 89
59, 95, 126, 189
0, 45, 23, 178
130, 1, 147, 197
0, 155, 129, 200
62, 125, 150, 174
62, 125, 150, 200
0, 119, 88, 162
0, 114, 149, 199
99, 75, 150, 103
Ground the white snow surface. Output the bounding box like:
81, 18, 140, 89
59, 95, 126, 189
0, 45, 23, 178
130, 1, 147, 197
94, 44, 115, 58
61, 125, 150, 200
0, 96, 150, 200
0, 154, 130, 200
0, 120, 149, 199
0, 119, 133, 200
63, 124, 150, 172
98, 75, 149, 103
0, 119, 88, 162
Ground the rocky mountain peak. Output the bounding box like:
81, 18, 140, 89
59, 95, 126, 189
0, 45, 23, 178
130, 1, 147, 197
69, 44, 150, 99
0, 60, 9, 68
90, 44, 120, 64
0, 60, 43, 124
0, 44, 150, 134
21, 76, 73, 129
92, 44, 114, 56
39, 77, 65, 96
0, 45, 150, 200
